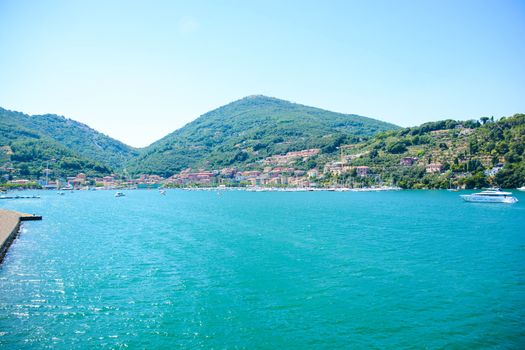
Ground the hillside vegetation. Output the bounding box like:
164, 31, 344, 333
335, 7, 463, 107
0, 107, 138, 178
127, 95, 398, 176
1, 100, 523, 189
0, 107, 138, 169
333, 114, 525, 188
0, 119, 109, 178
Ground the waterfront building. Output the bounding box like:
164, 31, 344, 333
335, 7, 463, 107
240, 170, 261, 178
307, 169, 319, 178
220, 168, 237, 178
324, 162, 351, 175
102, 176, 116, 189
9, 179, 30, 185
426, 163, 443, 173
356, 166, 370, 177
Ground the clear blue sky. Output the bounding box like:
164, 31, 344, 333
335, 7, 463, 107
1, 0, 524, 147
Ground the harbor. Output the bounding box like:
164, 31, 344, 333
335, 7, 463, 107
0, 190, 523, 348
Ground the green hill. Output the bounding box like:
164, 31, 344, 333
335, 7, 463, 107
0, 107, 138, 178
332, 114, 525, 189
6, 98, 521, 189
128, 95, 399, 176
0, 123, 112, 179
0, 107, 138, 169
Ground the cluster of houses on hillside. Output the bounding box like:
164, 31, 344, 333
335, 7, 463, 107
262, 149, 320, 165
323, 162, 370, 176
165, 167, 314, 187
164, 146, 454, 187
163, 149, 323, 187
399, 157, 444, 173
397, 157, 443, 173
8, 142, 503, 189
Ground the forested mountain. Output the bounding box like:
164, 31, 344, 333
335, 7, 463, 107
0, 120, 112, 178
0, 107, 138, 170
127, 95, 398, 176
2, 99, 523, 188
0, 107, 140, 178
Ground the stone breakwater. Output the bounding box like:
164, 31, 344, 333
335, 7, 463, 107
0, 210, 41, 263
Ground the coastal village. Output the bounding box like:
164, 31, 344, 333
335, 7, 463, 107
0, 147, 509, 191
1, 119, 520, 191
2, 3, 524, 349
2, 144, 469, 190
3, 147, 384, 190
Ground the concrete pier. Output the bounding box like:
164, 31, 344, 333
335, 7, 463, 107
0, 210, 42, 263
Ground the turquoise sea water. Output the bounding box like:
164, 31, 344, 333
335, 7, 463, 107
1, 190, 524, 349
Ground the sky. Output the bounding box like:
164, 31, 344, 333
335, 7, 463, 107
1, 0, 524, 147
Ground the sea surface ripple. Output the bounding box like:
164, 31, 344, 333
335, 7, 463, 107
1, 190, 524, 349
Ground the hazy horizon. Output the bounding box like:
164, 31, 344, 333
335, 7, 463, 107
1, 0, 524, 147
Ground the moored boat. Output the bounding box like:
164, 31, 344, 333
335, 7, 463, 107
517, 186, 525, 192
460, 189, 518, 204
115, 192, 125, 197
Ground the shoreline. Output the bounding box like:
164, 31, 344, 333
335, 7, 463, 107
0, 210, 42, 264
180, 186, 403, 192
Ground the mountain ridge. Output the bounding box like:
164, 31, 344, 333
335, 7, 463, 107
127, 95, 399, 176
1, 101, 523, 188
0, 95, 399, 177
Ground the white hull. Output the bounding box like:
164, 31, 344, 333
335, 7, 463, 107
461, 194, 518, 203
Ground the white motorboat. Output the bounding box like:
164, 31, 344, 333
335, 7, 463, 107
115, 192, 126, 197
517, 186, 525, 192
460, 189, 518, 204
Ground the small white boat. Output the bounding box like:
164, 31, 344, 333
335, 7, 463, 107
517, 186, 525, 192
115, 192, 125, 197
460, 189, 518, 204
159, 189, 166, 195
